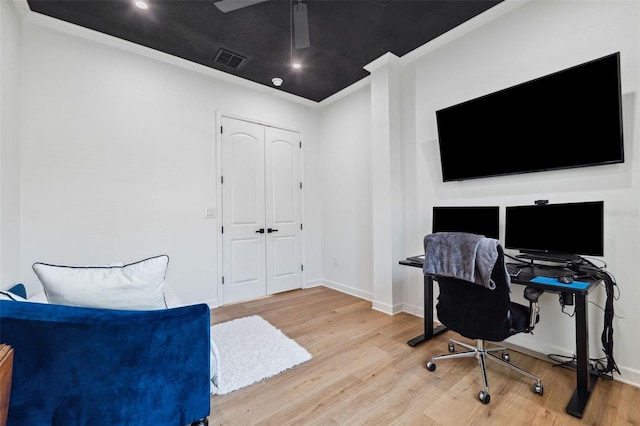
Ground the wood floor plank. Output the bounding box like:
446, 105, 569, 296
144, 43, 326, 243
207, 287, 639, 425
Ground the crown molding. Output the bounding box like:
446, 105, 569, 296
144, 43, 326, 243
320, 0, 530, 108
15, 0, 530, 110
12, 0, 30, 17
402, 0, 531, 64
20, 6, 319, 109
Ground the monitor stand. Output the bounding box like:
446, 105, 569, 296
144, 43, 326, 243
515, 251, 588, 277
516, 251, 581, 263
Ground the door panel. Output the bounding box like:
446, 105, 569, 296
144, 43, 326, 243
271, 235, 297, 278
265, 127, 302, 294
221, 118, 266, 304
230, 238, 260, 284
271, 141, 295, 222
230, 138, 261, 225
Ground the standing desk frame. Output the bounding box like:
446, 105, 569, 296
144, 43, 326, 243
400, 259, 447, 346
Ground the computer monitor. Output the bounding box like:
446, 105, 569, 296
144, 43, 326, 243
432, 206, 500, 239
505, 201, 604, 262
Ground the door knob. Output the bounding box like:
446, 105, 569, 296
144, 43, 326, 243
255, 228, 265, 233
267, 228, 279, 233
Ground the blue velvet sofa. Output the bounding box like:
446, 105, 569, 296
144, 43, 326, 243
0, 284, 211, 426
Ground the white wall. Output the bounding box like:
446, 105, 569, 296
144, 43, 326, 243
18, 18, 321, 306
403, 0, 640, 384
0, 0, 22, 287
319, 85, 373, 300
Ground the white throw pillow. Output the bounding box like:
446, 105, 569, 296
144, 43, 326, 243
28, 292, 49, 304
163, 283, 184, 308
32, 255, 169, 310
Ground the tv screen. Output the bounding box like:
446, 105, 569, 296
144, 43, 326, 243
432, 206, 499, 239
505, 201, 604, 260
436, 52, 624, 181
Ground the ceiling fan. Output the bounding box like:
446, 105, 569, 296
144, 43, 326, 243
214, 0, 310, 49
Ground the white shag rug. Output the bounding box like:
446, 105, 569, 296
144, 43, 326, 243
210, 315, 312, 395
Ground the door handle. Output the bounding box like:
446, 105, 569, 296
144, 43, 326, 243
255, 228, 265, 234
267, 228, 279, 233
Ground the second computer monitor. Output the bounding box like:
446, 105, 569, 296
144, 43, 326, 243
432, 206, 500, 240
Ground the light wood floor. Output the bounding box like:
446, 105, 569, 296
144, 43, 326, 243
207, 286, 639, 425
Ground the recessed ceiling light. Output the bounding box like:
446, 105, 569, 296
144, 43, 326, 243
135, 0, 149, 10
292, 63, 302, 69
272, 77, 283, 87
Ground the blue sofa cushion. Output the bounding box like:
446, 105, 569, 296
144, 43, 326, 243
0, 299, 210, 425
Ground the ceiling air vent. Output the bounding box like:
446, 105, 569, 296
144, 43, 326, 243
214, 48, 246, 70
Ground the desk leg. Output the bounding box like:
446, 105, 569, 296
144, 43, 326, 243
408, 275, 447, 347
566, 292, 598, 418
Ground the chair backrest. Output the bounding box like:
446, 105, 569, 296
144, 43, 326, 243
430, 242, 513, 342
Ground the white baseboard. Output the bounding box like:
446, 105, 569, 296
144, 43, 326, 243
318, 279, 374, 302
303, 279, 324, 289
205, 299, 221, 309
371, 300, 404, 315
503, 341, 640, 388
319, 280, 405, 315
402, 302, 424, 318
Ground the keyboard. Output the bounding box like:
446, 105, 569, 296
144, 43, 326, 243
506, 263, 523, 278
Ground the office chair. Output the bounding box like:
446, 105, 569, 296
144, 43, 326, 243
423, 232, 544, 404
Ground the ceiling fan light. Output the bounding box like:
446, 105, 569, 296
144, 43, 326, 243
272, 77, 283, 87
292, 63, 301, 69
135, 0, 149, 9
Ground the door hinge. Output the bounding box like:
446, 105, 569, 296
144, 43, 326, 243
301, 264, 304, 271
221, 226, 224, 234
300, 223, 303, 230
222, 276, 224, 284
299, 141, 302, 149
220, 126, 223, 134
299, 182, 303, 189
221, 176, 224, 184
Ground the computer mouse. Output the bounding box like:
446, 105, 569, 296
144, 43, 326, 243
559, 276, 574, 284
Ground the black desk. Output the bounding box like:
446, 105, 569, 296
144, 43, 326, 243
400, 258, 602, 419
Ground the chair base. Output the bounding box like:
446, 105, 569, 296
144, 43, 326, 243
426, 338, 543, 404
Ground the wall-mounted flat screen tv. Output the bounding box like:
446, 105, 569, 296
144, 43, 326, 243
436, 52, 624, 182
504, 201, 604, 262
432, 206, 500, 240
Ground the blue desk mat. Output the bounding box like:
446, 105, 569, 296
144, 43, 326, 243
530, 276, 590, 290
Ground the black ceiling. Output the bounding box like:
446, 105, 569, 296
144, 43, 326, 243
26, 0, 503, 103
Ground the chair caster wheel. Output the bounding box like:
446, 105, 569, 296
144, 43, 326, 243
448, 342, 455, 353
426, 361, 436, 372
501, 351, 510, 362
533, 383, 543, 395
478, 391, 490, 404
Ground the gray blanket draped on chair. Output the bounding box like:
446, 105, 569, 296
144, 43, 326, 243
423, 232, 508, 289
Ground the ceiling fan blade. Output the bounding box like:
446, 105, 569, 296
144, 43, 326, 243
214, 0, 269, 13
293, 2, 310, 49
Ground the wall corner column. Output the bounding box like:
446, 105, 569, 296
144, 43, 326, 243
364, 53, 405, 315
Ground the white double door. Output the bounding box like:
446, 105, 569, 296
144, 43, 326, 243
221, 116, 302, 304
